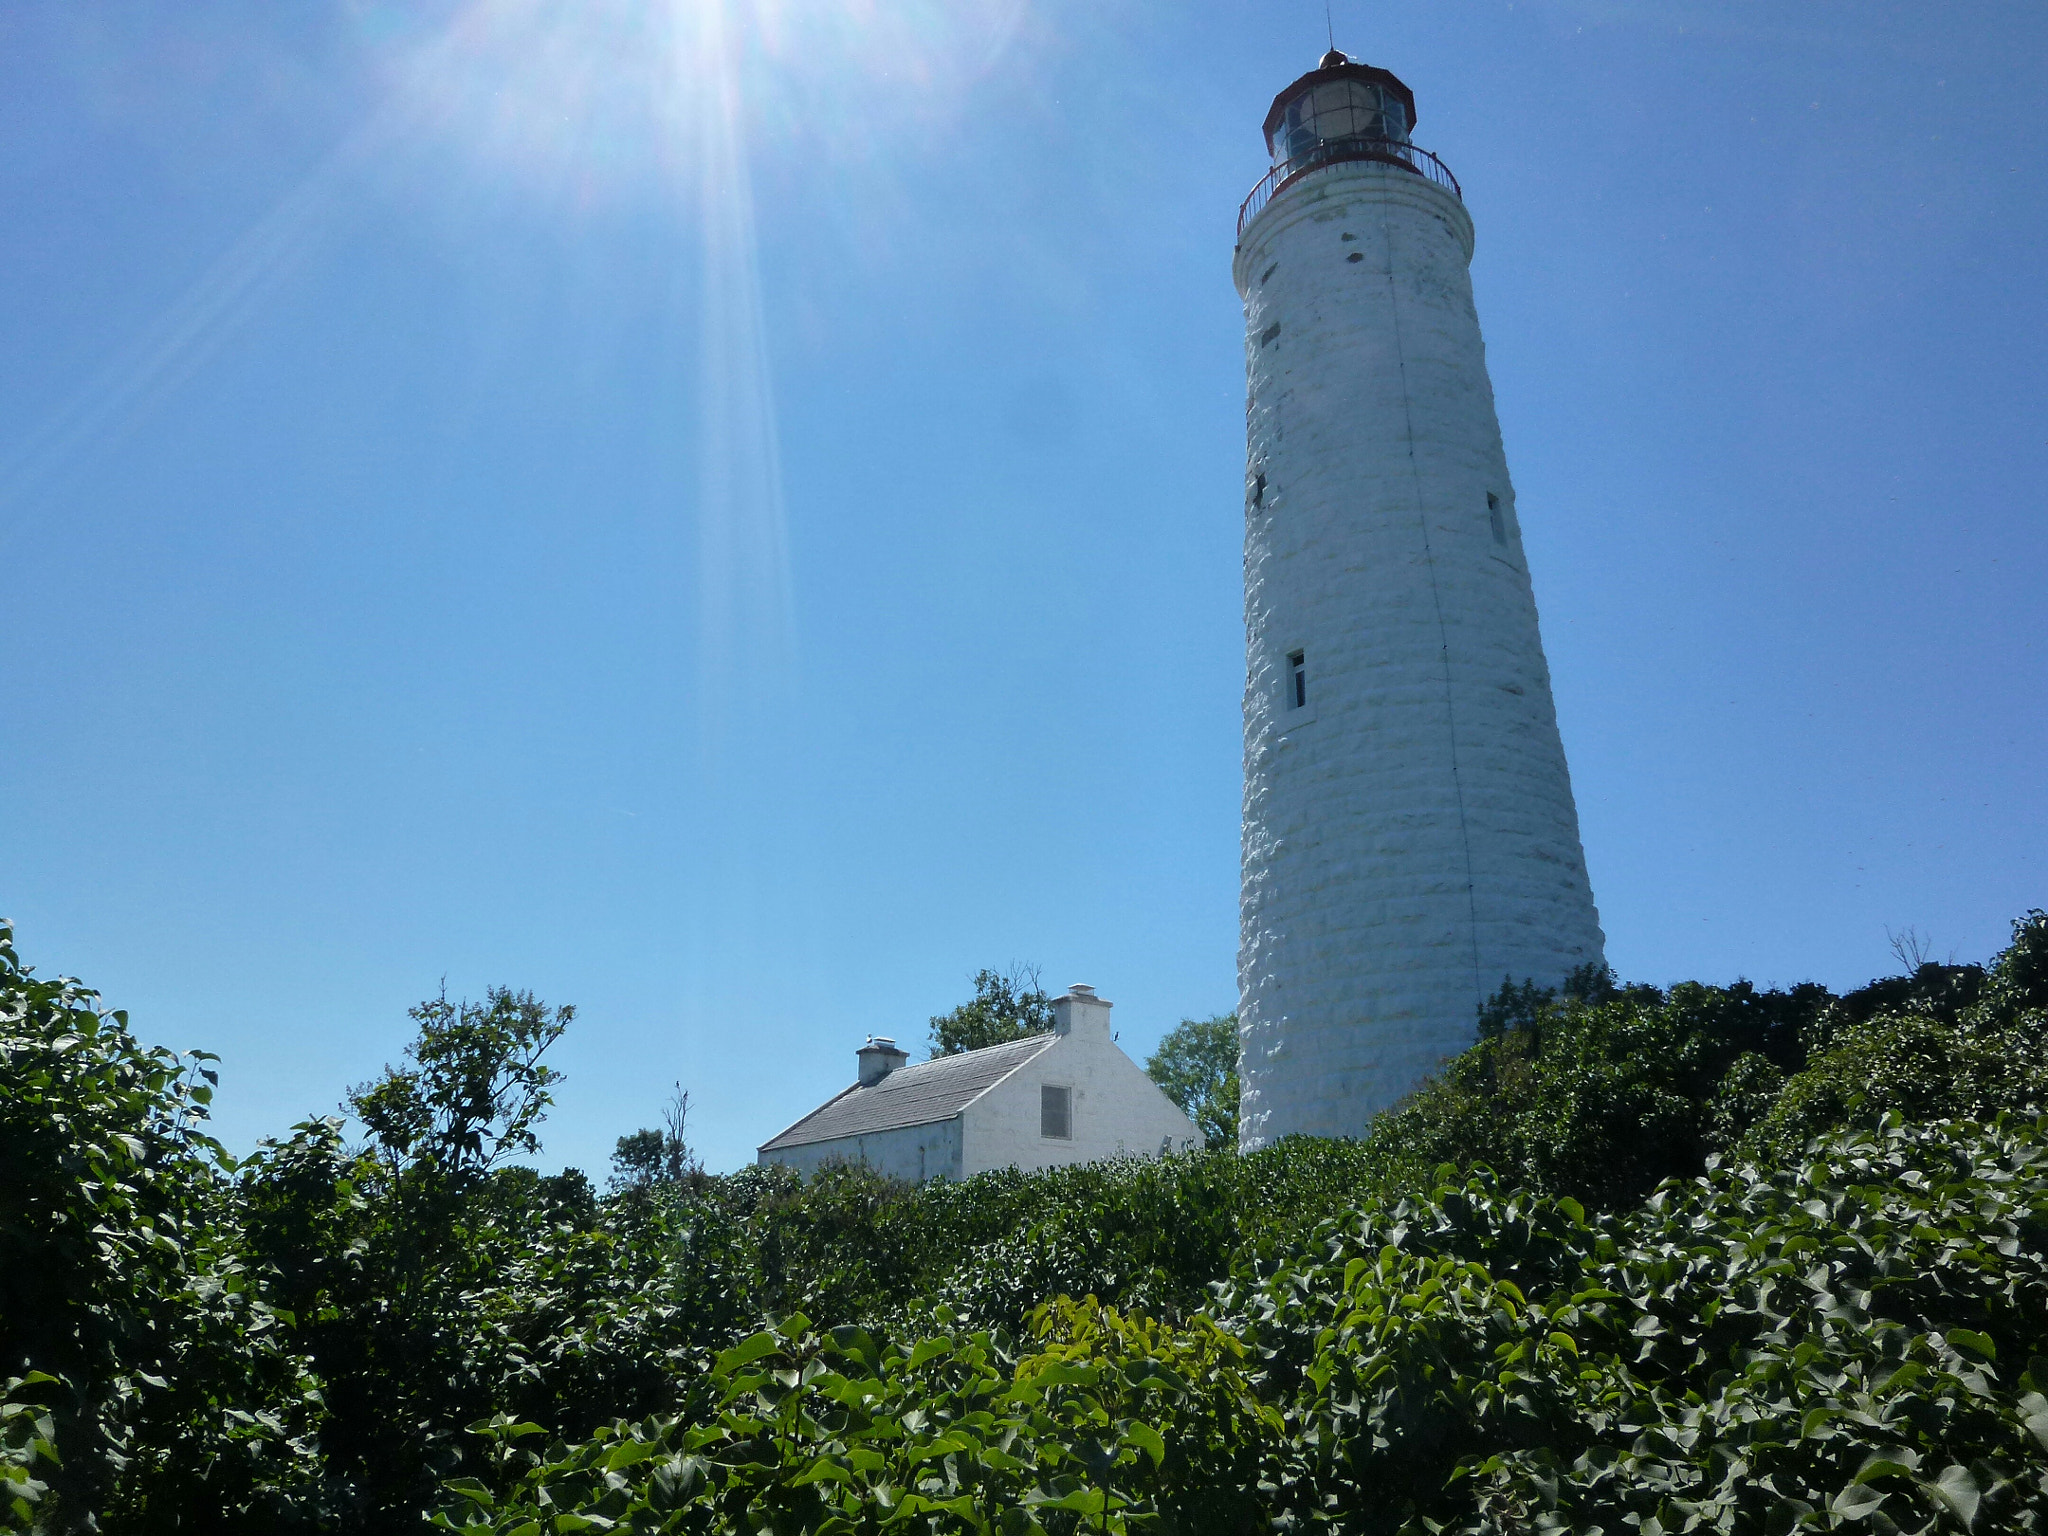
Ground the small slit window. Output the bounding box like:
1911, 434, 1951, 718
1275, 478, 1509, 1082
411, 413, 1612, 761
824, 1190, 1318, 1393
1251, 471, 1266, 510
1259, 322, 1281, 347
1287, 649, 1307, 709
1487, 492, 1507, 546
1041, 1085, 1072, 1140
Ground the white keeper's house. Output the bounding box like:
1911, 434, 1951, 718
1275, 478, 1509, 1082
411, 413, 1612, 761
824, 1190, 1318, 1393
758, 985, 1198, 1183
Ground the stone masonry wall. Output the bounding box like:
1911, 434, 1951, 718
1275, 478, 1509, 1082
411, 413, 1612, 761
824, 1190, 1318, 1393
1233, 160, 1605, 1150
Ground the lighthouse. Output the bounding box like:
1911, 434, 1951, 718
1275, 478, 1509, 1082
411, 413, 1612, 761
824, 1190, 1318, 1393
1234, 52, 1605, 1149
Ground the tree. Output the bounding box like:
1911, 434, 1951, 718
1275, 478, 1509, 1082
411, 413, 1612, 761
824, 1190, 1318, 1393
1146, 1013, 1240, 1151
610, 1083, 701, 1191
346, 987, 570, 1180
927, 965, 1054, 1057
1371, 969, 1836, 1209
1745, 909, 2048, 1162
0, 920, 233, 1529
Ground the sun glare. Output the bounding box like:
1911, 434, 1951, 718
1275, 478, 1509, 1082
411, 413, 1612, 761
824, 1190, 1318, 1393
1, 0, 1036, 706
378, 0, 1037, 203
371, 0, 1034, 745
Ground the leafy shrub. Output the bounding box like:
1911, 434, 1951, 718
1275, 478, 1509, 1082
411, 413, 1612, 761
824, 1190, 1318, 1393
0, 920, 327, 1533
1365, 972, 1835, 1209
1353, 913, 2047, 1211
1747, 911, 2048, 1162
431, 1302, 1261, 1536
11, 913, 2048, 1531
226, 1116, 735, 1532
432, 1112, 2048, 1535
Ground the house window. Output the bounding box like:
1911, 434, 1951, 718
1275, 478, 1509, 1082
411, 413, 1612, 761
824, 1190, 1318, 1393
1487, 492, 1507, 545
1287, 649, 1307, 709
1041, 1084, 1072, 1140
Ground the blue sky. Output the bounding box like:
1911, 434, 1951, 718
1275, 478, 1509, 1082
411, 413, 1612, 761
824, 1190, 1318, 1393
2, 1, 2042, 1176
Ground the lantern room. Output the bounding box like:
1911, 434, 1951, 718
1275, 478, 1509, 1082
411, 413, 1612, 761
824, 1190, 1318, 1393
1262, 50, 1416, 166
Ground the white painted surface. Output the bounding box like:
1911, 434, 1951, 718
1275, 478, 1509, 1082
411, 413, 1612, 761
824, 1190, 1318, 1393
760, 1118, 963, 1183
959, 988, 1199, 1176
758, 989, 1199, 1182
1233, 159, 1605, 1149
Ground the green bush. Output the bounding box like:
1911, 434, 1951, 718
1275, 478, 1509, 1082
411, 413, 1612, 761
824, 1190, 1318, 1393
1748, 911, 2048, 1162
1361, 911, 2048, 1212
431, 1112, 2048, 1535
9, 912, 2048, 1531
1363, 971, 1834, 1208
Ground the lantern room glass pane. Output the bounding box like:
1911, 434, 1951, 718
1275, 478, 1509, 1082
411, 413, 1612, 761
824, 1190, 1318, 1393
1275, 79, 1410, 166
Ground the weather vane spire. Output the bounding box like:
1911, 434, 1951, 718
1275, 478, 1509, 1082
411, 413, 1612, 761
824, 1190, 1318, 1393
1325, 1, 1335, 54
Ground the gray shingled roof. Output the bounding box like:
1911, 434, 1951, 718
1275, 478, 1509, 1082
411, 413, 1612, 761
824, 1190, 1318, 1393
759, 1034, 1057, 1151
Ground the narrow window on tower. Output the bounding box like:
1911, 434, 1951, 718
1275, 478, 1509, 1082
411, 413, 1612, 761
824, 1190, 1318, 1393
1251, 471, 1266, 511
1287, 650, 1307, 709
1487, 492, 1507, 545
1041, 1085, 1072, 1140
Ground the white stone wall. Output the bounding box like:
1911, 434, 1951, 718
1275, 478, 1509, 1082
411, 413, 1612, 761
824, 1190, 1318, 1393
960, 993, 1199, 1176
759, 1118, 964, 1183
1233, 160, 1605, 1150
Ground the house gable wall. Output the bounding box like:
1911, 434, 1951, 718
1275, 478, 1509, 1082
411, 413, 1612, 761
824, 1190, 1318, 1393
960, 1024, 1197, 1177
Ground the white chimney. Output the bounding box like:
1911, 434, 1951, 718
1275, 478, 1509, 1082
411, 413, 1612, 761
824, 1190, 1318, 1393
1052, 984, 1112, 1040
857, 1035, 909, 1086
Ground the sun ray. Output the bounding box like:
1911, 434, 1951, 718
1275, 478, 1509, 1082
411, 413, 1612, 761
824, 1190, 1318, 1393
683, 0, 795, 761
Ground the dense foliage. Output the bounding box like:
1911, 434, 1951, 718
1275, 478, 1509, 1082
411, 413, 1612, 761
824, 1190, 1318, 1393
2, 911, 2044, 1533
1364, 928, 2048, 1213
435, 1113, 2048, 1536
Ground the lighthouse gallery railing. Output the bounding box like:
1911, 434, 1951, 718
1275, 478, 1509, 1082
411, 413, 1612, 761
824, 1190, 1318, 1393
1237, 138, 1461, 239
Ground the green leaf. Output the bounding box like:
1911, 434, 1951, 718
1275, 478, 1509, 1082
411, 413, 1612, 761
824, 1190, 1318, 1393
908, 1435, 970, 1463
604, 1439, 656, 1471
1948, 1329, 1996, 1361
1851, 1455, 1916, 1485
1030, 1488, 1107, 1515
1927, 1465, 1981, 1527
793, 1461, 854, 1487
2020, 1392, 2048, 1453
1124, 1420, 1166, 1468
1830, 1483, 1886, 1519
717, 1331, 782, 1375
445, 1479, 495, 1508
829, 1326, 881, 1369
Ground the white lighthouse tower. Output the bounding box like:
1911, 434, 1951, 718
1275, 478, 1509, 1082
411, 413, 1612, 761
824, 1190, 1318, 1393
1234, 52, 1605, 1149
